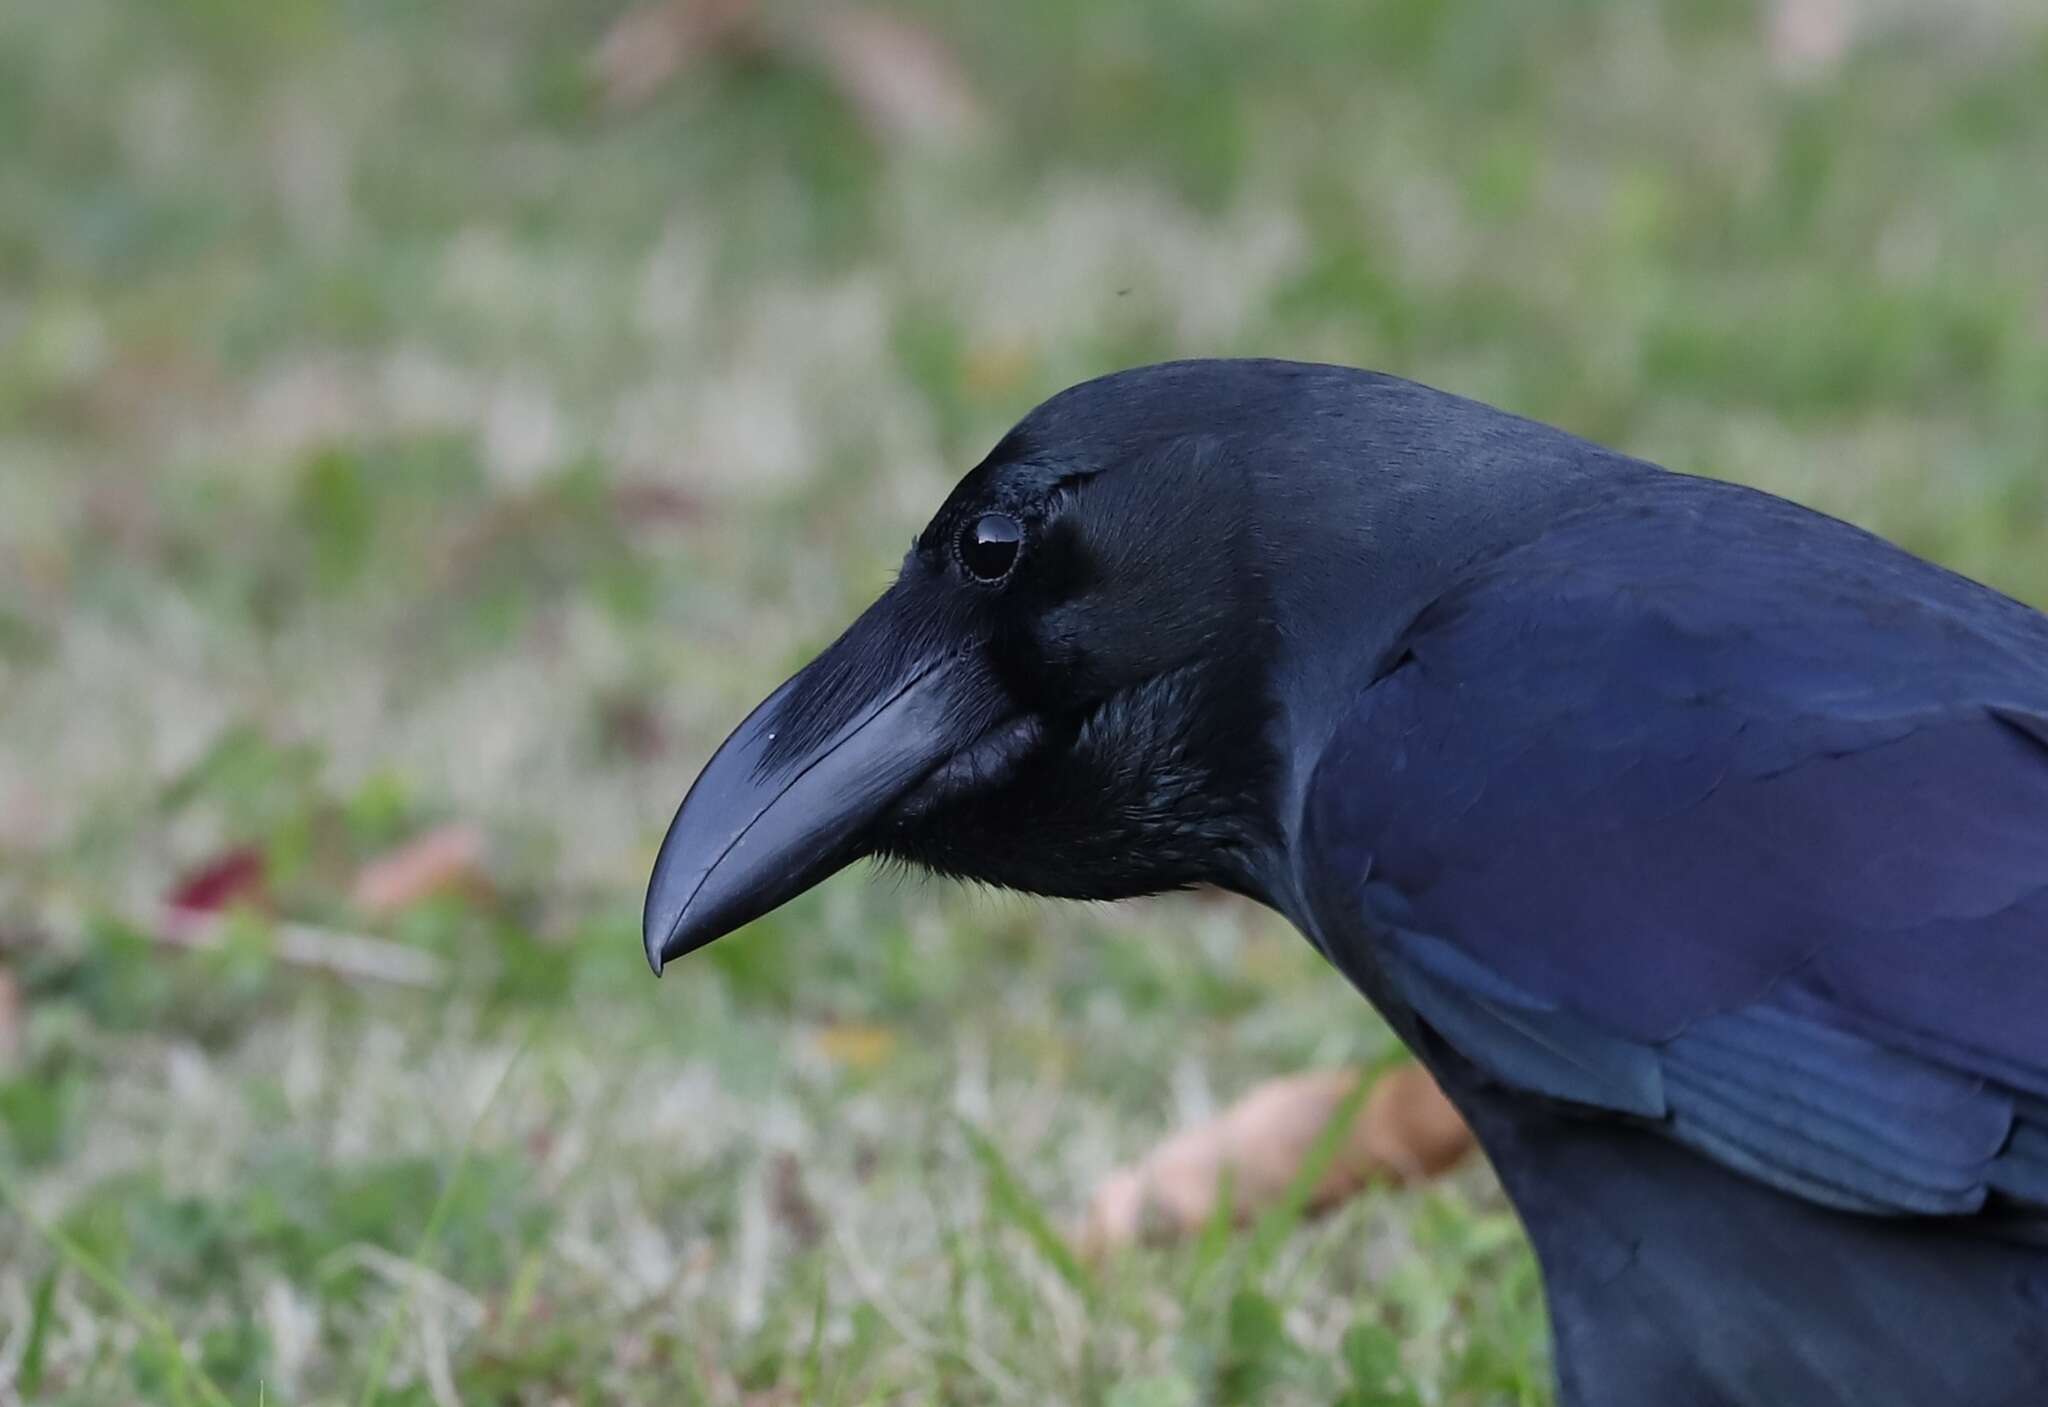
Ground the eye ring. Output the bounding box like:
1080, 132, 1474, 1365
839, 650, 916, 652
957, 512, 1024, 583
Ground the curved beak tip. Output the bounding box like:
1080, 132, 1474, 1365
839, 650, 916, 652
641, 866, 700, 977
639, 605, 999, 984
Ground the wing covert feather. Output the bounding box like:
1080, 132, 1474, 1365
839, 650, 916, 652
1305, 482, 2048, 1218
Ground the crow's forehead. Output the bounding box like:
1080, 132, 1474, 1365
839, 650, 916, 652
915, 358, 1348, 554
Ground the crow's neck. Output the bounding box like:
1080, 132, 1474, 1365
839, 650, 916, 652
1240, 378, 1657, 912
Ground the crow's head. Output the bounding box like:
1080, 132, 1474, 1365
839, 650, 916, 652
642, 357, 1614, 971
642, 362, 1316, 973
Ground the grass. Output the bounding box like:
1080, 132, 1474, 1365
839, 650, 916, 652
1, 0, 2045, 1401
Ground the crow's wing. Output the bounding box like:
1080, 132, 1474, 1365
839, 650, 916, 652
1305, 478, 2048, 1218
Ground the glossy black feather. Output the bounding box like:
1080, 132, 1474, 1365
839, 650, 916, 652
1470, 1103, 2048, 1407
1297, 469, 2048, 1400
1308, 474, 2048, 1187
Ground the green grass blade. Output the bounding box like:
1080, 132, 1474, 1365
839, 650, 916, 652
959, 1120, 1093, 1302
19, 1263, 58, 1398
355, 1038, 526, 1407
1187, 1161, 1238, 1294
801, 1263, 831, 1405
0, 1169, 234, 1407
1244, 1069, 1374, 1279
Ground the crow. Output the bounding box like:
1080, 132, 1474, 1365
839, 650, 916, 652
643, 359, 2048, 1406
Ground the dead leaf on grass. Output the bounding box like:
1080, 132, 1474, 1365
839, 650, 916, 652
1078, 1064, 1475, 1254
594, 0, 761, 110
1768, 0, 1859, 79
800, 5, 983, 147
770, 1150, 825, 1248
594, 1, 983, 148
351, 824, 489, 917
0, 965, 20, 1068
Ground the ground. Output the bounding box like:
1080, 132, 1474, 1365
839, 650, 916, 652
2, 1, 2046, 1403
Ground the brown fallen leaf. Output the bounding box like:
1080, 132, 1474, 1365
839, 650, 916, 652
596, 691, 669, 763
770, 1150, 825, 1249
593, 0, 761, 111
1078, 1064, 1475, 1255
799, 5, 983, 147
1768, 0, 1859, 79
612, 480, 708, 530
593, 1, 982, 148
146, 846, 445, 987
0, 965, 20, 1069
351, 823, 489, 917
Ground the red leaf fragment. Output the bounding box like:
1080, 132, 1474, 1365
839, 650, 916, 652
167, 846, 269, 917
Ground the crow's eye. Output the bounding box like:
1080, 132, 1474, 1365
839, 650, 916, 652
958, 513, 1024, 582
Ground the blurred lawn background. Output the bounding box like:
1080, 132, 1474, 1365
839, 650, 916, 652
2, 0, 2046, 1402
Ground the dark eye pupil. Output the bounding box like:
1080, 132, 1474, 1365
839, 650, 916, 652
960, 513, 1023, 580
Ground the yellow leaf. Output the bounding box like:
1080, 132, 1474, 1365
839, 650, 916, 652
814, 1022, 897, 1070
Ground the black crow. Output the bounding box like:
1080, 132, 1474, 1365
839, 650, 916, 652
643, 359, 2048, 1406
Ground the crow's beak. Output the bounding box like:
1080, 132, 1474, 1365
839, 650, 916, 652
643, 598, 995, 974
